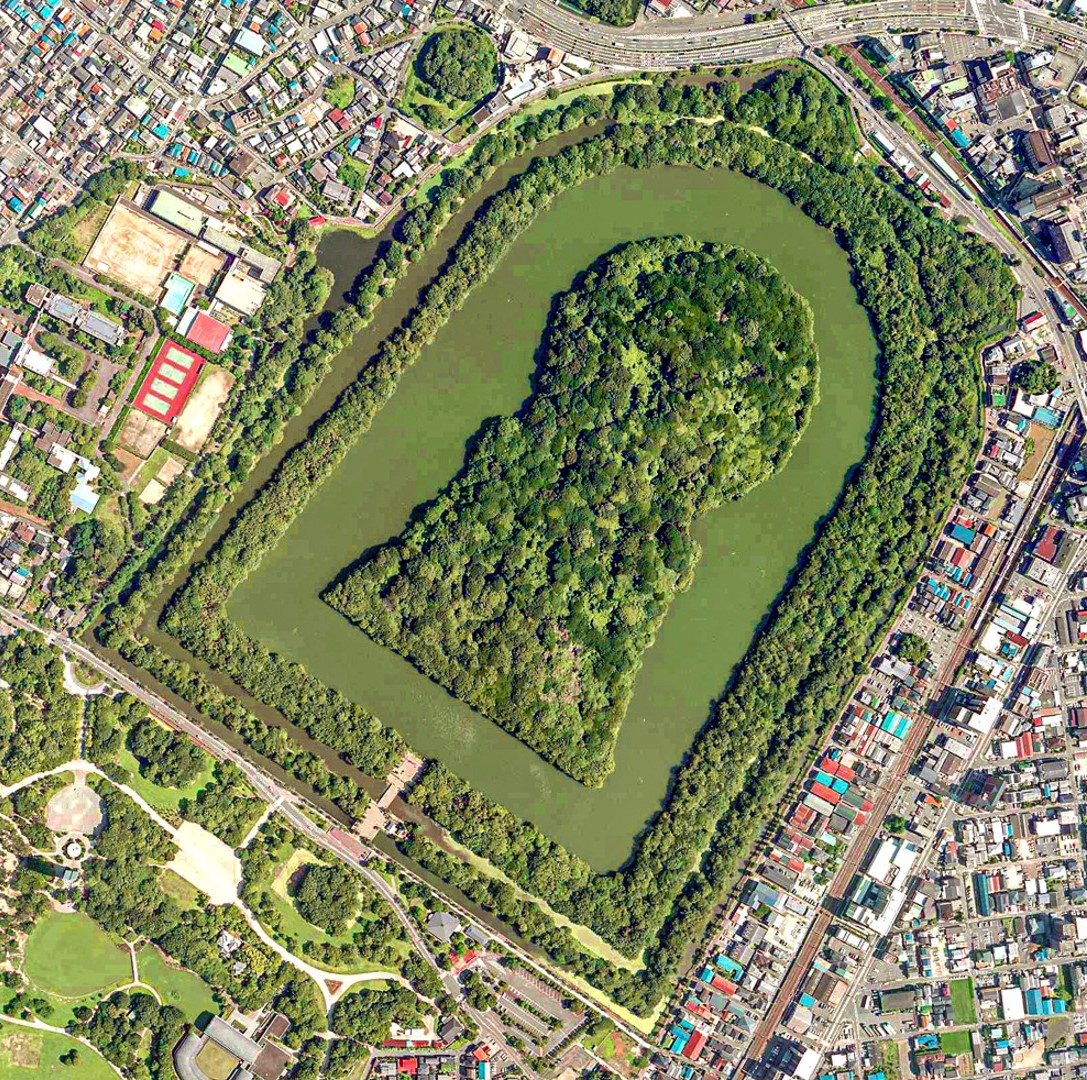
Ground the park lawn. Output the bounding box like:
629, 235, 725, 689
136, 944, 217, 1021
510, 79, 633, 126
939, 1030, 973, 1057
159, 868, 201, 909
950, 978, 977, 1025
0, 1023, 115, 1079
0, 987, 112, 1031
263, 848, 403, 973
113, 743, 215, 813
23, 911, 130, 999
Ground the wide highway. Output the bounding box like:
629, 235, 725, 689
508, 0, 1087, 69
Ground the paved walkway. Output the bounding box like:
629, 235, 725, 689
3, 759, 408, 1012
0, 1013, 124, 1078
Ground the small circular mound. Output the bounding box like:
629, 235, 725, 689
415, 27, 497, 109
45, 782, 104, 836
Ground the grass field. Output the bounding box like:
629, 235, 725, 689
262, 848, 407, 973
950, 978, 977, 1025
939, 1030, 973, 1057
23, 912, 130, 999
136, 945, 216, 1021
114, 743, 215, 813
0, 1023, 115, 1079
159, 868, 201, 909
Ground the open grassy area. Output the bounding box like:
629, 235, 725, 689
939, 1030, 973, 1057
23, 911, 130, 999
136, 944, 217, 1021
0, 1023, 116, 1078
950, 978, 977, 1025
261, 847, 408, 973
67, 202, 113, 264
113, 742, 215, 813
159, 868, 201, 909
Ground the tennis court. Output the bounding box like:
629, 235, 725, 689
133, 340, 206, 425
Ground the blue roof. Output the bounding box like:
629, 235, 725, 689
70, 487, 98, 514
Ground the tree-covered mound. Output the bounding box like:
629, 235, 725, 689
323, 238, 818, 784
415, 27, 497, 107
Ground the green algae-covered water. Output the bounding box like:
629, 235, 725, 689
225, 163, 877, 871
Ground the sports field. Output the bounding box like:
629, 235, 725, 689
83, 201, 185, 298
23, 911, 129, 998
173, 366, 234, 452
0, 1023, 115, 1078
179, 244, 224, 287
118, 408, 167, 460
133, 340, 205, 424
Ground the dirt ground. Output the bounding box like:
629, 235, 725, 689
84, 201, 185, 298
139, 479, 166, 505
114, 447, 144, 484
1, 1031, 41, 1068
1020, 420, 1057, 483
167, 821, 242, 905
45, 782, 104, 835
172, 367, 234, 452
179, 244, 225, 287
139, 454, 185, 504
118, 409, 167, 459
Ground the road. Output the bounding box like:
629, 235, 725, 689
738, 400, 1080, 1067
0, 604, 667, 1055
508, 0, 1087, 69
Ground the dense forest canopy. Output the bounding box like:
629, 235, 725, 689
415, 28, 497, 106
324, 238, 818, 784
134, 69, 1016, 1013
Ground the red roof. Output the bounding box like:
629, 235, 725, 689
182, 310, 232, 355
1036, 525, 1060, 563
398, 1059, 418, 1075
809, 781, 841, 805
682, 1030, 707, 1060
133, 340, 205, 424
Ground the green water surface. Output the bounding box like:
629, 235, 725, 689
229, 163, 877, 871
